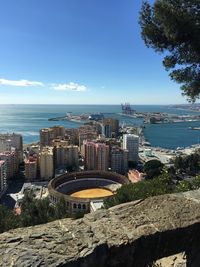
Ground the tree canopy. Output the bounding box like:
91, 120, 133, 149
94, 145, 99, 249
139, 0, 200, 101
104, 173, 173, 208
144, 159, 164, 179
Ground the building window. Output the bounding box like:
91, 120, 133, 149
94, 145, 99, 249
78, 204, 81, 209
82, 204, 86, 210
73, 203, 77, 209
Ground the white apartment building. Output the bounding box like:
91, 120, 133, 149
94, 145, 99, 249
123, 134, 139, 162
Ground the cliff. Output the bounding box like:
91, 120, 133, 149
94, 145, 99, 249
1, 191, 200, 267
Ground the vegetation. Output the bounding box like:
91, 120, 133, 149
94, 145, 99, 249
0, 192, 73, 234
139, 0, 200, 101
174, 153, 200, 175
104, 173, 200, 209
104, 173, 173, 208
144, 159, 164, 179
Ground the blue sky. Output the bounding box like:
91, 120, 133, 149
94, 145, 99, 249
0, 0, 188, 104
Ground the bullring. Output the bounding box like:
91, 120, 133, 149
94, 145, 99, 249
48, 171, 129, 213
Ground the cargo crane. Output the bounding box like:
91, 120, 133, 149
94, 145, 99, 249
121, 103, 135, 115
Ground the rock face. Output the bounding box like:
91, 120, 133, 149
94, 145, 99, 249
1, 191, 200, 267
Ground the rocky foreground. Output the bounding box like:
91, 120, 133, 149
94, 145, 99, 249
1, 191, 200, 267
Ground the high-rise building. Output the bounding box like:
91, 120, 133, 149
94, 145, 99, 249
84, 141, 109, 171
0, 160, 7, 197
84, 141, 96, 170
96, 143, 109, 171
25, 156, 37, 181
101, 124, 112, 138
79, 131, 98, 156
111, 147, 128, 174
40, 128, 55, 147
40, 126, 65, 147
123, 134, 139, 162
0, 150, 18, 180
102, 118, 119, 137
65, 128, 79, 145
0, 133, 23, 163
51, 139, 69, 147
66, 145, 79, 169
51, 126, 65, 139
39, 147, 54, 180
0, 138, 12, 152
54, 145, 79, 169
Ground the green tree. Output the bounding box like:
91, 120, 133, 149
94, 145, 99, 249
54, 197, 69, 219
104, 173, 173, 208
174, 153, 200, 175
144, 159, 164, 179
0, 205, 19, 233
174, 156, 184, 171
139, 0, 200, 101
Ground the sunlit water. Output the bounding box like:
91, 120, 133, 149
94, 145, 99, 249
0, 104, 200, 149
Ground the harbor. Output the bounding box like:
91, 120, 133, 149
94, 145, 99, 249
120, 103, 200, 124
1, 104, 200, 149
48, 112, 104, 123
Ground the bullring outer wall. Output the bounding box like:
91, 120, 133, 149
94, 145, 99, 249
48, 171, 129, 213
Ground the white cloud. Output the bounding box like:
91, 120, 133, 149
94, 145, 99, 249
0, 78, 44, 87
53, 82, 87, 92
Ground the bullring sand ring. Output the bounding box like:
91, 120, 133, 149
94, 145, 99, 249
70, 188, 113, 198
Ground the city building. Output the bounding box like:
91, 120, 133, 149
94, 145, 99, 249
51, 126, 65, 139
66, 145, 79, 169
84, 141, 96, 170
0, 138, 12, 152
123, 134, 139, 162
25, 156, 37, 181
40, 126, 65, 147
96, 143, 109, 171
84, 141, 109, 171
0, 150, 18, 180
79, 131, 98, 155
0, 160, 7, 197
65, 128, 79, 145
39, 147, 54, 180
40, 128, 55, 147
101, 124, 112, 138
0, 133, 23, 163
54, 145, 79, 170
51, 139, 69, 147
111, 147, 129, 174
102, 118, 119, 137
0, 133, 23, 151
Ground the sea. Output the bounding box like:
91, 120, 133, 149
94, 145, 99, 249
0, 104, 200, 149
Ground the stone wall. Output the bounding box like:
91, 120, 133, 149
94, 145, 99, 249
1, 191, 200, 266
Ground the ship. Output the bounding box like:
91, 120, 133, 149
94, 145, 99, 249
88, 113, 104, 121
